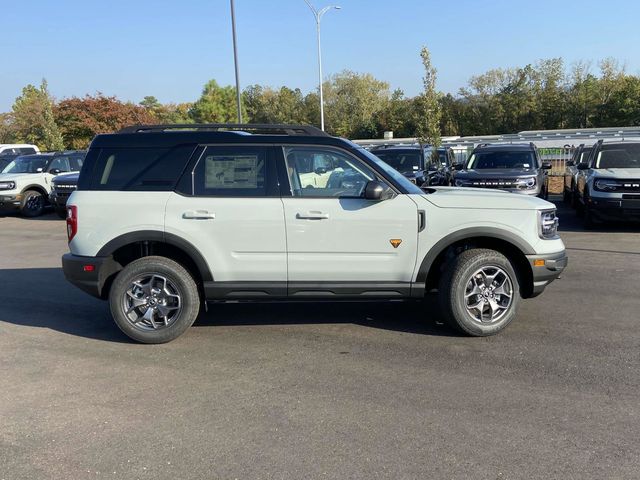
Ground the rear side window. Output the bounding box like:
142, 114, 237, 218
20, 147, 36, 154
192, 146, 270, 197
87, 146, 195, 191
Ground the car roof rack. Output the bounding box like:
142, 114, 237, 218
118, 123, 329, 137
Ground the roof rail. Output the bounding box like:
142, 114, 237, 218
118, 123, 329, 137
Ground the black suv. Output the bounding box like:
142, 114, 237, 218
454, 143, 551, 198
370, 144, 451, 187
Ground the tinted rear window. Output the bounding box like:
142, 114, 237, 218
84, 146, 195, 191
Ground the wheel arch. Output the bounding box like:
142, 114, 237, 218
417, 228, 536, 298
21, 184, 49, 198
96, 231, 212, 299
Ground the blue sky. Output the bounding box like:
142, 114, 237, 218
2, 0, 640, 112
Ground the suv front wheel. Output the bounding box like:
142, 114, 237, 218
21, 190, 45, 217
438, 249, 521, 336
109, 256, 201, 343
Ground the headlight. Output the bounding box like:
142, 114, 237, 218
455, 179, 473, 187
0, 181, 16, 190
594, 179, 618, 192
538, 209, 559, 239
515, 177, 536, 189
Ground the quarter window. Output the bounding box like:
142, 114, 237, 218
284, 147, 375, 198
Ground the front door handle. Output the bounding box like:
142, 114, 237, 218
182, 210, 216, 220
296, 211, 329, 220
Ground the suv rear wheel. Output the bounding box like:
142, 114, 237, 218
109, 256, 201, 343
438, 248, 520, 336
21, 190, 45, 217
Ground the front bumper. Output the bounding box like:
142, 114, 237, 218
526, 250, 568, 297
0, 192, 23, 211
587, 194, 640, 221
62, 253, 120, 299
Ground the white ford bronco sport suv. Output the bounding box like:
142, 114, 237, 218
62, 124, 567, 343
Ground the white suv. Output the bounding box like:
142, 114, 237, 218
62, 124, 567, 343
0, 151, 84, 216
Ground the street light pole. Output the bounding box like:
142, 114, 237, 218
230, 0, 242, 123
304, 1, 340, 131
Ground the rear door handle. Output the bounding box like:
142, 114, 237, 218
296, 211, 329, 220
182, 210, 216, 220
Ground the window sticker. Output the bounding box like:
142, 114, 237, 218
205, 155, 259, 189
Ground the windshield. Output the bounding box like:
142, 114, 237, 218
356, 147, 424, 194
372, 150, 422, 173
466, 151, 536, 170
595, 144, 640, 169
1, 156, 48, 174
425, 148, 447, 165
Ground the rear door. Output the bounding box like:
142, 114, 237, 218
165, 145, 287, 297
279, 145, 419, 296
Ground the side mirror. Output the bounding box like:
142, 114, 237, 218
427, 163, 438, 172
364, 180, 393, 201
454, 164, 464, 171
541, 162, 553, 170
49, 168, 62, 175
566, 160, 575, 167
577, 163, 590, 170
315, 166, 327, 175
36, 167, 44, 173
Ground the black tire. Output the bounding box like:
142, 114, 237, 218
109, 256, 201, 343
438, 248, 521, 337
583, 203, 597, 229
20, 190, 45, 217
570, 184, 579, 209
563, 187, 571, 203
55, 206, 67, 219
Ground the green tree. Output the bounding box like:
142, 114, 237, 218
189, 80, 243, 123
415, 46, 442, 149
11, 79, 64, 150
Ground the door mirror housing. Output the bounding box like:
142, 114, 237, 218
541, 162, 553, 170
566, 160, 575, 167
49, 168, 63, 175
577, 163, 590, 170
315, 166, 327, 175
454, 163, 464, 171
364, 180, 393, 201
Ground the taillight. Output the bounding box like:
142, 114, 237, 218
67, 205, 78, 242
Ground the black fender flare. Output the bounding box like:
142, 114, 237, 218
96, 230, 213, 281
415, 227, 536, 283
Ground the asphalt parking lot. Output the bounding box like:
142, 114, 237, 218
1, 198, 639, 479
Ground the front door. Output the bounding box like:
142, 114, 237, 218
280, 145, 419, 297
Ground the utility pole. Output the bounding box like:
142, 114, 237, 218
230, 0, 242, 123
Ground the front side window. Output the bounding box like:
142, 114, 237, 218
48, 156, 71, 173
466, 151, 537, 170
284, 146, 375, 198
595, 145, 640, 169
194, 146, 267, 196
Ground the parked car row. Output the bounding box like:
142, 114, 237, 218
367, 141, 552, 199
563, 139, 640, 227
0, 147, 85, 217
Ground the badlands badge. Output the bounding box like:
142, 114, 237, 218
389, 239, 402, 249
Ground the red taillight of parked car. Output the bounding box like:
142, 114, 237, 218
67, 205, 78, 242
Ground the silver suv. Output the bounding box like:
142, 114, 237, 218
576, 139, 640, 227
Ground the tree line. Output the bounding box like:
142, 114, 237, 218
1, 55, 638, 151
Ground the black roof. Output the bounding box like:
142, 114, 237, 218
473, 143, 535, 152
90, 124, 351, 149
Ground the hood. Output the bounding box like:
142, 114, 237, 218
423, 187, 553, 210
591, 168, 640, 178
0, 172, 41, 183
53, 172, 80, 184
456, 169, 537, 178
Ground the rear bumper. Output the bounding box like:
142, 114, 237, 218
62, 253, 119, 299
526, 250, 568, 297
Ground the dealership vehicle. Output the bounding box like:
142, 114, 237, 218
454, 143, 551, 198
50, 171, 80, 218
575, 139, 640, 227
370, 144, 451, 187
0, 151, 84, 216
563, 144, 592, 207
0, 144, 40, 172
62, 124, 566, 343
